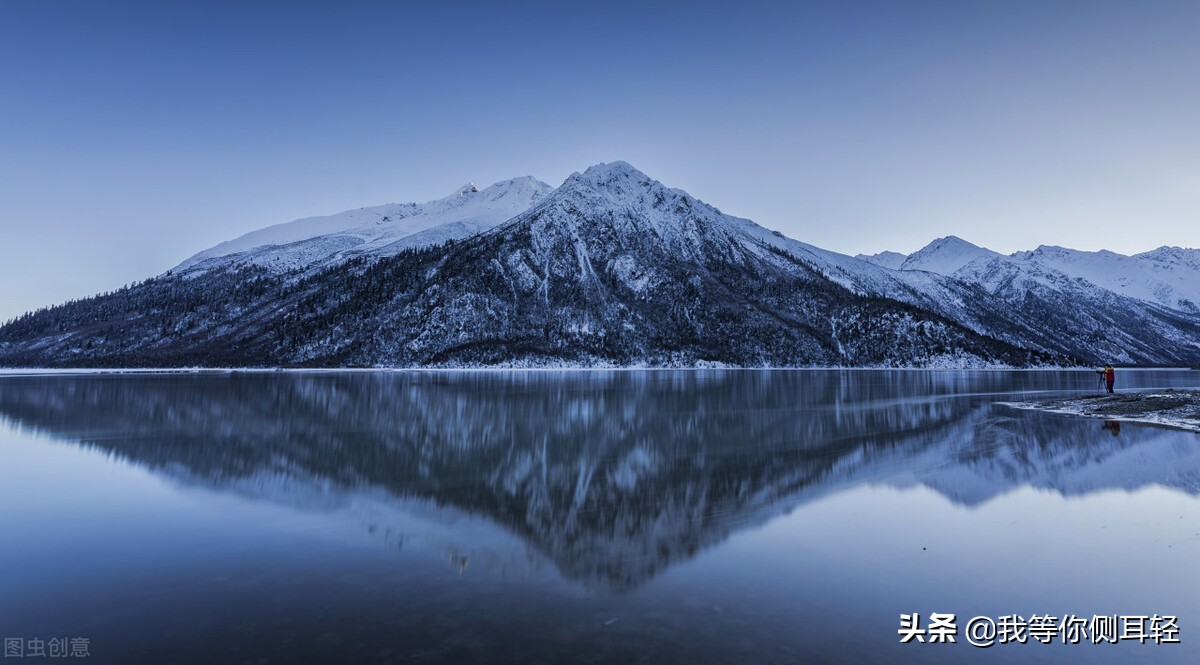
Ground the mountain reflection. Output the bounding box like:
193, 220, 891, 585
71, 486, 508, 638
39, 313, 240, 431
0, 371, 1196, 590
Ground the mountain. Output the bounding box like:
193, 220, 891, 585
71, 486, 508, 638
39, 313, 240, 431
868, 237, 1200, 364
1014, 245, 1200, 314
951, 254, 1200, 364
285, 161, 1043, 367
175, 176, 553, 274
899, 235, 1001, 274
0, 160, 1197, 368
854, 250, 906, 270
888, 237, 1200, 315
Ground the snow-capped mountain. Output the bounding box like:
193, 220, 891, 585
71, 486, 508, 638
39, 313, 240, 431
1013, 245, 1200, 314
899, 235, 1002, 274
361, 160, 1038, 367
887, 237, 1200, 315
0, 160, 1197, 368
854, 250, 906, 270
659, 214, 1199, 365
175, 176, 553, 273
848, 236, 1200, 364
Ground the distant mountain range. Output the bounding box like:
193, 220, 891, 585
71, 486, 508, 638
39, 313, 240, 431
1, 161, 1198, 368
858, 235, 1200, 315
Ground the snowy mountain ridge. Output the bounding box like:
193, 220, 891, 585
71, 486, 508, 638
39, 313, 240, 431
855, 250, 906, 270
177, 161, 1197, 318
175, 176, 553, 274
900, 235, 1003, 274
881, 236, 1200, 314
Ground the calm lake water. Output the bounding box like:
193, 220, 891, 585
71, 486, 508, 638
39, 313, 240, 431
1, 369, 1197, 664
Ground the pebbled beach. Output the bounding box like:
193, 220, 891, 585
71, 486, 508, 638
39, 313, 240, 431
1003, 389, 1200, 433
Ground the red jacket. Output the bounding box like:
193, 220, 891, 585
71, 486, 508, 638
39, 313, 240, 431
1103, 367, 1114, 382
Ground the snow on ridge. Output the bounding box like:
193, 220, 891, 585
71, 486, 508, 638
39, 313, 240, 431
855, 251, 907, 270
900, 236, 1002, 275
1135, 245, 1200, 266
576, 160, 643, 180
1007, 244, 1200, 313
479, 160, 897, 299
547, 161, 929, 302
175, 175, 553, 273
861, 236, 1200, 313
530, 160, 749, 254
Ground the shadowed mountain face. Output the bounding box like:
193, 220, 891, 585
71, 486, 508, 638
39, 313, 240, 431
1, 371, 1197, 591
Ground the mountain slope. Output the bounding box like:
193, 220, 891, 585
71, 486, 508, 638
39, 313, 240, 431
900, 235, 1001, 274
949, 254, 1200, 364
1013, 245, 1200, 314
855, 250, 906, 270
175, 176, 552, 274
672, 217, 1200, 365
309, 162, 1041, 367
851, 237, 1200, 364
884, 237, 1200, 316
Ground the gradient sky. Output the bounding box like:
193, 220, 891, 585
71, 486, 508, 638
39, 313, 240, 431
2, 1, 1198, 322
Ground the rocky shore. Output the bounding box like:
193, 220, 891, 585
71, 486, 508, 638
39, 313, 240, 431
1003, 389, 1200, 433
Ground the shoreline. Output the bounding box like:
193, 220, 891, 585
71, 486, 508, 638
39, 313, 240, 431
0, 365, 1196, 376
1001, 389, 1200, 434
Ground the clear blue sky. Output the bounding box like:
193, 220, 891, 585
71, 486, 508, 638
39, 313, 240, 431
2, 0, 1198, 322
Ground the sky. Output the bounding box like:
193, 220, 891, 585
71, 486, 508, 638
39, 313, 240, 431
2, 0, 1199, 322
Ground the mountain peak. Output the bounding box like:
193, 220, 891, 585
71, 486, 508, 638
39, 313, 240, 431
443, 176, 551, 202
579, 160, 646, 179
552, 161, 674, 207
855, 250, 907, 270
562, 161, 656, 192
450, 182, 479, 197
1135, 245, 1200, 264
900, 236, 1000, 275
509, 160, 757, 267
929, 235, 980, 250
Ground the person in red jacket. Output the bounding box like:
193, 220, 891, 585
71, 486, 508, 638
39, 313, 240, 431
1096, 364, 1115, 393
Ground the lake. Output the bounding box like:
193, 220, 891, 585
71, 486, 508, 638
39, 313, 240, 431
1, 369, 1197, 664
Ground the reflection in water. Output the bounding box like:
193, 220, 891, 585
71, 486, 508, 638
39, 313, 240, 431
0, 370, 1197, 592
